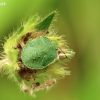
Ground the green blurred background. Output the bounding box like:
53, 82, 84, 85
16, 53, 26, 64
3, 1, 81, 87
0, 0, 100, 100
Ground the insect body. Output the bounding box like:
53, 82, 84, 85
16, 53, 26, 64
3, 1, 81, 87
21, 36, 58, 69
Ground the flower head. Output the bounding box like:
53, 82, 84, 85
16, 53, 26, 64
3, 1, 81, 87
0, 11, 75, 97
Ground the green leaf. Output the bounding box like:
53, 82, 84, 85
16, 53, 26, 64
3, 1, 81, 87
35, 11, 56, 31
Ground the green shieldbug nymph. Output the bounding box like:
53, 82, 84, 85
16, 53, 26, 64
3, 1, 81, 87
0, 11, 75, 97
21, 36, 58, 69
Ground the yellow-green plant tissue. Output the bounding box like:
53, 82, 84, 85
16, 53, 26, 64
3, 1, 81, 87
0, 11, 75, 97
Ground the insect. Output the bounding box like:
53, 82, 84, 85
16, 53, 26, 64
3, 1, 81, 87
21, 36, 58, 69
16, 30, 49, 81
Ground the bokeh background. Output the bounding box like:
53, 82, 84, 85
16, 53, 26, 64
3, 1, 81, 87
0, 0, 100, 100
